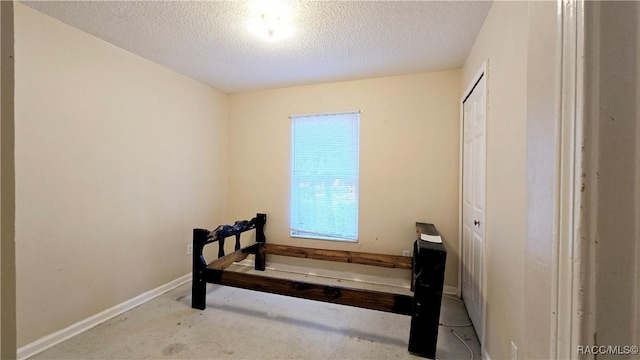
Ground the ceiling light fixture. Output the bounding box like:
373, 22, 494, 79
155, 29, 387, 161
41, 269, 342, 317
262, 13, 280, 39
247, 0, 293, 42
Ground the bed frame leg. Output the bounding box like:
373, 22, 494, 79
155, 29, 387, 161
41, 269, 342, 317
192, 228, 208, 310
254, 213, 267, 271
408, 240, 447, 359
255, 243, 265, 271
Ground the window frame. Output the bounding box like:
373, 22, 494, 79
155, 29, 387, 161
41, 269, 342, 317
289, 111, 361, 242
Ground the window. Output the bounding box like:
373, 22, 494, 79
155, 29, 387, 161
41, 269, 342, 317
290, 112, 360, 241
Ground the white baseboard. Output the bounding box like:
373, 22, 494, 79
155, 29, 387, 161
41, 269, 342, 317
483, 348, 492, 360
443, 285, 458, 296
17, 274, 191, 360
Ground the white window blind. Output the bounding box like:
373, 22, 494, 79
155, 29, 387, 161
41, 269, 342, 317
290, 112, 360, 241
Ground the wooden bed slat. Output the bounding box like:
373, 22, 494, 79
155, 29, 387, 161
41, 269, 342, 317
262, 243, 412, 269
207, 243, 258, 270
205, 269, 414, 316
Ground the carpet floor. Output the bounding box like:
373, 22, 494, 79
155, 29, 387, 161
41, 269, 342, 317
32, 265, 480, 360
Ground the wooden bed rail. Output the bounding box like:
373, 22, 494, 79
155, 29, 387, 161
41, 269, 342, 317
205, 269, 414, 316
263, 243, 412, 269
207, 243, 260, 270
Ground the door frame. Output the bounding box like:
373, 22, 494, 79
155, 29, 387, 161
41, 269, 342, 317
458, 60, 488, 347
553, 0, 587, 358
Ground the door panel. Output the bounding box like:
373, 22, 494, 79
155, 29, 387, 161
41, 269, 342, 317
461, 74, 486, 342
462, 223, 472, 300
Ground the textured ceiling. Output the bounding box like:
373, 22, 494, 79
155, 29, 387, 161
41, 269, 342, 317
23, 1, 492, 94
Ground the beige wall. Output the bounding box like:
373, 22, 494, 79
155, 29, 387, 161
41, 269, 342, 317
524, 1, 558, 358
228, 70, 461, 287
462, 1, 528, 358
14, 3, 228, 346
